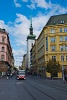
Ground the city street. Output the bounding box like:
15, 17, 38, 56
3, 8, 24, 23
0, 75, 67, 100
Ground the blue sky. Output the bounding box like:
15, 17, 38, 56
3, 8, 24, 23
0, 0, 67, 66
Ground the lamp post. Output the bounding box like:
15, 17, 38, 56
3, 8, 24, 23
61, 53, 64, 81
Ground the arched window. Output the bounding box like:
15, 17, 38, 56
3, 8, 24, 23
2, 37, 5, 43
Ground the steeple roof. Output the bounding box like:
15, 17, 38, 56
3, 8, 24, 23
27, 17, 36, 40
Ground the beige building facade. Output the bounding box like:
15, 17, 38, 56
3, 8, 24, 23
30, 39, 38, 74
37, 31, 46, 76
22, 54, 27, 70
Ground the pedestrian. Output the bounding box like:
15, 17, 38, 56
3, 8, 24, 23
7, 76, 8, 79
64, 74, 67, 83
6, 72, 9, 79
10, 73, 12, 77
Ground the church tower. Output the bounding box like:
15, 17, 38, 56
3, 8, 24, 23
27, 18, 36, 69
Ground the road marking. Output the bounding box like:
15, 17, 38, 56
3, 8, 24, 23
17, 82, 22, 85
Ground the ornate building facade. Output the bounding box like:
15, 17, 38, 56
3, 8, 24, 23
0, 28, 14, 76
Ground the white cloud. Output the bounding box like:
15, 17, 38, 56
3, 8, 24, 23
32, 15, 49, 37
13, 49, 25, 57
56, 6, 67, 14
34, 0, 52, 9
27, 0, 53, 9
0, 13, 49, 63
22, 0, 28, 2
48, 4, 67, 16
14, 13, 49, 39
13, 49, 25, 66
14, 0, 21, 7
0, 20, 6, 28
27, 4, 36, 9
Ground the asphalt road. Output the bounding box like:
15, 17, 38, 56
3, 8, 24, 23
0, 75, 67, 100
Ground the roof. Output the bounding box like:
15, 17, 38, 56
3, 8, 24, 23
46, 14, 67, 26
27, 34, 36, 40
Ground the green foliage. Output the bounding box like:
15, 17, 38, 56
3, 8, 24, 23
46, 59, 61, 74
13, 66, 18, 71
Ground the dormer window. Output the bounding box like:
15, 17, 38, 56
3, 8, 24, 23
60, 20, 64, 24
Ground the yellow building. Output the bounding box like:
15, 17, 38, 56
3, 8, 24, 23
44, 14, 67, 78
31, 14, 67, 78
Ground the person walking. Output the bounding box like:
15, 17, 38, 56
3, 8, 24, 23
6, 72, 9, 79
64, 74, 67, 83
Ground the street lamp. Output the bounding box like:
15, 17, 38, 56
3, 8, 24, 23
61, 48, 64, 81
62, 54, 64, 81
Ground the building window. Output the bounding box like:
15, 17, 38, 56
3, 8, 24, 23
1, 55, 4, 61
65, 45, 67, 51
46, 37, 48, 51
31, 43, 33, 47
64, 28, 67, 32
60, 46, 64, 51
60, 28, 62, 32
51, 37, 55, 42
53, 22, 56, 25
2, 37, 5, 43
2, 47, 5, 52
66, 56, 67, 61
61, 55, 64, 61
50, 29, 55, 33
65, 36, 67, 41
52, 56, 56, 60
51, 46, 56, 51
60, 36, 63, 41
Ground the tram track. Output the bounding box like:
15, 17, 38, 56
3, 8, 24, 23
16, 76, 67, 100
23, 86, 37, 100
29, 77, 67, 92
24, 81, 56, 100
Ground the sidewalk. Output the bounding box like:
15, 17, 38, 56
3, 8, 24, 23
30, 74, 64, 83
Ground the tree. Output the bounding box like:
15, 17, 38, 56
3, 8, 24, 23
46, 59, 61, 79
13, 66, 18, 71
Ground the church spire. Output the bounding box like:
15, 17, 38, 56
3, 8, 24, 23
27, 16, 36, 40
29, 16, 33, 35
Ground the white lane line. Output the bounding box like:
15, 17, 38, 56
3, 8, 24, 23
17, 82, 22, 85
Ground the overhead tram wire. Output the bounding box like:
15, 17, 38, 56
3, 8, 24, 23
53, 0, 65, 16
